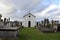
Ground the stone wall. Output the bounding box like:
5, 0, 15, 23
0, 30, 18, 38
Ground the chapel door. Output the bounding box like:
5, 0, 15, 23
28, 21, 31, 27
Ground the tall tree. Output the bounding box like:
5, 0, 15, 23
0, 14, 2, 20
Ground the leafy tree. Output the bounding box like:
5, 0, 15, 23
0, 14, 2, 19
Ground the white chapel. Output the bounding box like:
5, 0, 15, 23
22, 13, 36, 27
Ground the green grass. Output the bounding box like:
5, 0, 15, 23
17, 27, 60, 40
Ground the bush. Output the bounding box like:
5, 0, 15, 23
21, 26, 24, 28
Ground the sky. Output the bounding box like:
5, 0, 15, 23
0, 0, 60, 21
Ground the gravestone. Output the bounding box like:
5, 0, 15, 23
0, 27, 20, 40
0, 21, 4, 27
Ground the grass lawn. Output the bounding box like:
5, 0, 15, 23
17, 27, 60, 40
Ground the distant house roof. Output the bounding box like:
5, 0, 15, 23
23, 13, 36, 17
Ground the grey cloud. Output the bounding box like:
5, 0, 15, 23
0, 0, 60, 21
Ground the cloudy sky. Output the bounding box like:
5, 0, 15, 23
0, 0, 60, 21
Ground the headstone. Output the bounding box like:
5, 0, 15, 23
0, 27, 20, 39
7, 22, 11, 27
0, 20, 4, 28
0, 22, 4, 27
53, 25, 57, 32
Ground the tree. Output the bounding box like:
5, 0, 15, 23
4, 18, 7, 25
0, 14, 2, 20
44, 19, 50, 27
